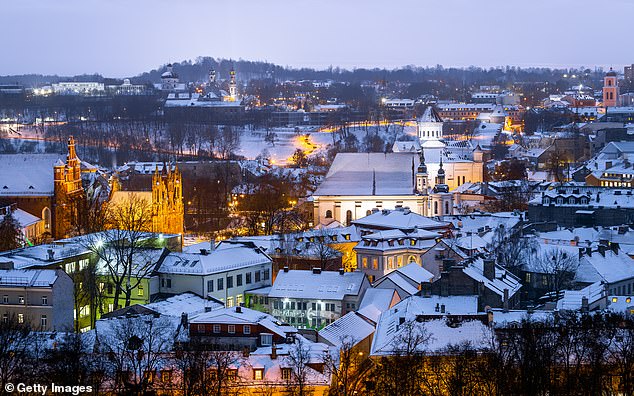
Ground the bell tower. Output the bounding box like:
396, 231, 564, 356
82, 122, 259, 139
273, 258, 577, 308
229, 67, 237, 101
603, 68, 620, 107
415, 150, 429, 195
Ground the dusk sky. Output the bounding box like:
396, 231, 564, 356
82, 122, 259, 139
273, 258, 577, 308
3, 0, 634, 77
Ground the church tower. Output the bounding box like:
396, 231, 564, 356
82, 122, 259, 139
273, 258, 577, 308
415, 150, 429, 194
229, 67, 237, 101
151, 164, 184, 235
53, 136, 84, 239
429, 156, 453, 217
603, 68, 620, 107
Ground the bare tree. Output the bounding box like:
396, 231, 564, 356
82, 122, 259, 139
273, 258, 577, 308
84, 193, 157, 310
536, 247, 579, 301
0, 316, 31, 391
323, 336, 373, 396
173, 343, 242, 396
101, 315, 175, 395
284, 337, 315, 396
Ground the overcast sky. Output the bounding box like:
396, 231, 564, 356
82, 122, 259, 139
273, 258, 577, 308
2, 0, 633, 77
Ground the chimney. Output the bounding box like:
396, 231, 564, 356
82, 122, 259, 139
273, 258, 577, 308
312, 268, 322, 275
200, 249, 209, 256
271, 344, 278, 360
235, 306, 242, 313
339, 268, 345, 275
440, 304, 446, 314
483, 258, 496, 281
611, 242, 620, 255
47, 249, 55, 261
585, 246, 592, 257
204, 306, 212, 313
598, 245, 607, 257
503, 288, 509, 313
435, 303, 440, 312
210, 239, 216, 251
283, 266, 289, 273
399, 317, 406, 325
242, 347, 250, 358
581, 296, 589, 313
180, 313, 188, 328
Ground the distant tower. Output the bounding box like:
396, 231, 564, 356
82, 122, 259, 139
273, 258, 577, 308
603, 68, 620, 107
209, 69, 216, 84
161, 63, 180, 91
435, 156, 446, 187
229, 67, 237, 101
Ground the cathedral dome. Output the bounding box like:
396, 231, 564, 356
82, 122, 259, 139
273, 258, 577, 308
606, 68, 617, 77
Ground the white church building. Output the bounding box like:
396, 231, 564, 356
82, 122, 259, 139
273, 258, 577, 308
312, 106, 484, 226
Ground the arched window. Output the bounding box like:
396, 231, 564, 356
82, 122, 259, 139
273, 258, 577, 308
345, 210, 352, 226
366, 210, 371, 216
445, 201, 450, 215
408, 255, 417, 264
434, 201, 438, 215
42, 207, 51, 231
325, 210, 332, 219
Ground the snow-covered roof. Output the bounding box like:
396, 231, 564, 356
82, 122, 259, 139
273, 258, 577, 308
0, 154, 63, 196
158, 242, 271, 275
0, 269, 59, 287
268, 270, 367, 301
462, 257, 522, 298
419, 106, 443, 123
144, 293, 224, 317
353, 208, 448, 231
371, 296, 491, 356
3, 208, 41, 228
575, 249, 634, 284
319, 311, 376, 347
190, 306, 296, 338
556, 281, 606, 310
394, 262, 434, 284
357, 288, 399, 323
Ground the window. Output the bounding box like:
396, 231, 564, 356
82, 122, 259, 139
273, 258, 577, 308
228, 325, 236, 334
227, 276, 233, 289
78, 259, 89, 271
207, 280, 214, 293
372, 258, 378, 270
17, 313, 24, 323
346, 210, 352, 226
445, 201, 449, 215
2, 295, 7, 304
18, 296, 24, 304
138, 285, 144, 297
237, 274, 243, 287
525, 273, 531, 283
282, 368, 292, 380
261, 333, 273, 346
362, 257, 368, 268
41, 315, 47, 328
213, 324, 221, 333
236, 295, 243, 306
107, 283, 113, 294
253, 369, 264, 380
434, 201, 438, 215
161, 370, 172, 383
325, 210, 333, 218
255, 271, 261, 282
264, 269, 270, 281
613, 297, 619, 303
65, 262, 75, 273
166, 279, 172, 288
227, 297, 234, 308
217, 278, 224, 290
244, 325, 251, 334
246, 272, 252, 284
2, 314, 7, 323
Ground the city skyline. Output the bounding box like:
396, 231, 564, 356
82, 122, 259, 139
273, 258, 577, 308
3, 0, 634, 77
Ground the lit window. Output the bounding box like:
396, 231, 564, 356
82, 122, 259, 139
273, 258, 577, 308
17, 313, 24, 323
627, 298, 632, 303
612, 297, 618, 303
138, 285, 144, 297
254, 369, 264, 380
18, 296, 24, 304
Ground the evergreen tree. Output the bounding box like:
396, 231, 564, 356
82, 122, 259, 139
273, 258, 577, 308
0, 210, 22, 251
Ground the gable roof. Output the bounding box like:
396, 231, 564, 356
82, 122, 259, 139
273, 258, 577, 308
0, 154, 63, 196
268, 270, 367, 300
